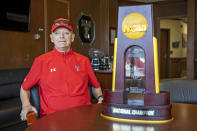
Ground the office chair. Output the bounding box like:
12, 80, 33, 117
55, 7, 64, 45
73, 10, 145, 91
160, 79, 197, 104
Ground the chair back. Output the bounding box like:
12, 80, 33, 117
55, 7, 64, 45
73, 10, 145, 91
160, 79, 197, 104
30, 85, 40, 118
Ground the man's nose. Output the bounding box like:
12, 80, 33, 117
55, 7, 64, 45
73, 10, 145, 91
60, 32, 64, 37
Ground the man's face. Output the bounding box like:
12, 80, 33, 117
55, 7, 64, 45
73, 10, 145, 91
50, 27, 75, 50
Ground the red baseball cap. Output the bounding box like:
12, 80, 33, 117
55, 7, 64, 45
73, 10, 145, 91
51, 18, 73, 32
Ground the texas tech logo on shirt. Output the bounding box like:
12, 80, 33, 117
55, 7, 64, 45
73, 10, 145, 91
75, 66, 80, 72
50, 68, 56, 72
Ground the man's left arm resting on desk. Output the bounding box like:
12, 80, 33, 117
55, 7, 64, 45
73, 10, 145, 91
92, 86, 103, 103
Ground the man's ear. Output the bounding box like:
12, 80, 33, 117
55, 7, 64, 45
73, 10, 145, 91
72, 33, 75, 42
50, 34, 54, 43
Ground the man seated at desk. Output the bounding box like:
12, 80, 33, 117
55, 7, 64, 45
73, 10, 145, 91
20, 18, 103, 120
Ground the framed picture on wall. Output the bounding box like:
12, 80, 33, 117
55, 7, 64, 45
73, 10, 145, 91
77, 13, 95, 45
109, 27, 117, 46
172, 41, 179, 48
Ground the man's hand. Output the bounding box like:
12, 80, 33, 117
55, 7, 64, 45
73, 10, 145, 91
20, 105, 38, 121
97, 96, 103, 104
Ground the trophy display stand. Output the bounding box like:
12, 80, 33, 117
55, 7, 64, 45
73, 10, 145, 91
101, 5, 173, 123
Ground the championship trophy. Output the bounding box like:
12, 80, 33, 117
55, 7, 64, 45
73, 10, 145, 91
101, 4, 173, 123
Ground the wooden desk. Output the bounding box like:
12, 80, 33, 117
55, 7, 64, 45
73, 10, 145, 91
26, 103, 197, 131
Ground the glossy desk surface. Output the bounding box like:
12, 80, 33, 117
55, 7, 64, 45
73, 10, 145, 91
26, 103, 197, 131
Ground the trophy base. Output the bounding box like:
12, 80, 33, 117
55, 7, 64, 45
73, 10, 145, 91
100, 113, 174, 124
101, 90, 173, 123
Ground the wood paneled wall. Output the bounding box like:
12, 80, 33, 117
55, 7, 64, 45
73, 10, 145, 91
187, 0, 196, 79
109, 0, 118, 56
0, 0, 114, 69
0, 0, 194, 79
70, 0, 103, 56
0, 0, 45, 69
95, 71, 112, 90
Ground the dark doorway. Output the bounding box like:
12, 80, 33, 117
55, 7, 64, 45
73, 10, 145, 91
160, 29, 170, 79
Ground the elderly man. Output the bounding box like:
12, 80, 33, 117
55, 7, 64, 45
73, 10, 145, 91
20, 18, 103, 120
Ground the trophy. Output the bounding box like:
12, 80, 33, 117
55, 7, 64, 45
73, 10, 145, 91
101, 4, 173, 123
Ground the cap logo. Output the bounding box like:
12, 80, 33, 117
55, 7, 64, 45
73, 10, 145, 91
55, 20, 69, 26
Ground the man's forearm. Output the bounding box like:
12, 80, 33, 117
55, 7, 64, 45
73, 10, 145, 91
20, 86, 31, 107
92, 86, 103, 100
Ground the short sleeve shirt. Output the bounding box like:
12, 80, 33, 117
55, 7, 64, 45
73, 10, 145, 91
22, 48, 100, 116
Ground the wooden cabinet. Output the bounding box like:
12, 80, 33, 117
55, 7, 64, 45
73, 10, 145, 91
170, 58, 186, 78
95, 70, 112, 91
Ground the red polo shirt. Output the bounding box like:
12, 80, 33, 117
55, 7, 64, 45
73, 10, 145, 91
22, 48, 100, 116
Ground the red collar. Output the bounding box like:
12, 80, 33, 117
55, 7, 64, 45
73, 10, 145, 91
53, 47, 73, 56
